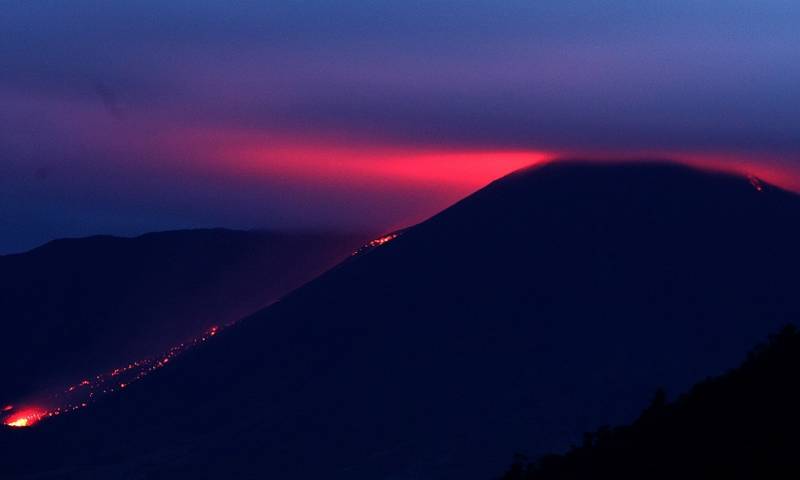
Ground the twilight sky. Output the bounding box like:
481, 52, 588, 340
1, 1, 799, 253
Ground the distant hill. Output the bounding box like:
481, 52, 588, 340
3, 162, 800, 480
0, 229, 366, 400
501, 325, 800, 479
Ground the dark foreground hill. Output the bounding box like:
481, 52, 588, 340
0, 229, 365, 400
501, 325, 800, 480
3, 162, 800, 479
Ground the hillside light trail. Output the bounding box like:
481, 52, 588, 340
2, 233, 401, 428
2, 325, 220, 427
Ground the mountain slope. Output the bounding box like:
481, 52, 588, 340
4, 162, 800, 479
0, 229, 365, 400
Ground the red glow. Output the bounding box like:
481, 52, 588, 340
157, 126, 553, 190
3, 408, 46, 428
231, 144, 552, 189
150, 127, 800, 239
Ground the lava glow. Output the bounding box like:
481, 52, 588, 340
353, 232, 401, 256
748, 174, 765, 192
2, 325, 222, 428
3, 408, 46, 428
367, 233, 398, 248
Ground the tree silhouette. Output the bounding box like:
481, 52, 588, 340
500, 324, 800, 479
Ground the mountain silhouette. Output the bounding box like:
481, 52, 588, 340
3, 162, 800, 479
0, 229, 365, 401
501, 325, 800, 479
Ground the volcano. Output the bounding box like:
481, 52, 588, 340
3, 162, 800, 479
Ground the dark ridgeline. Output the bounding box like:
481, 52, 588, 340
0, 229, 366, 400
501, 325, 800, 480
3, 162, 800, 479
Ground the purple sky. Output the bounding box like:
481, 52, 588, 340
1, 1, 799, 253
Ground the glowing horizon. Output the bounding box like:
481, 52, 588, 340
1, 1, 798, 252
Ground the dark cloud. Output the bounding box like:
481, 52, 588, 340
2, 1, 798, 152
